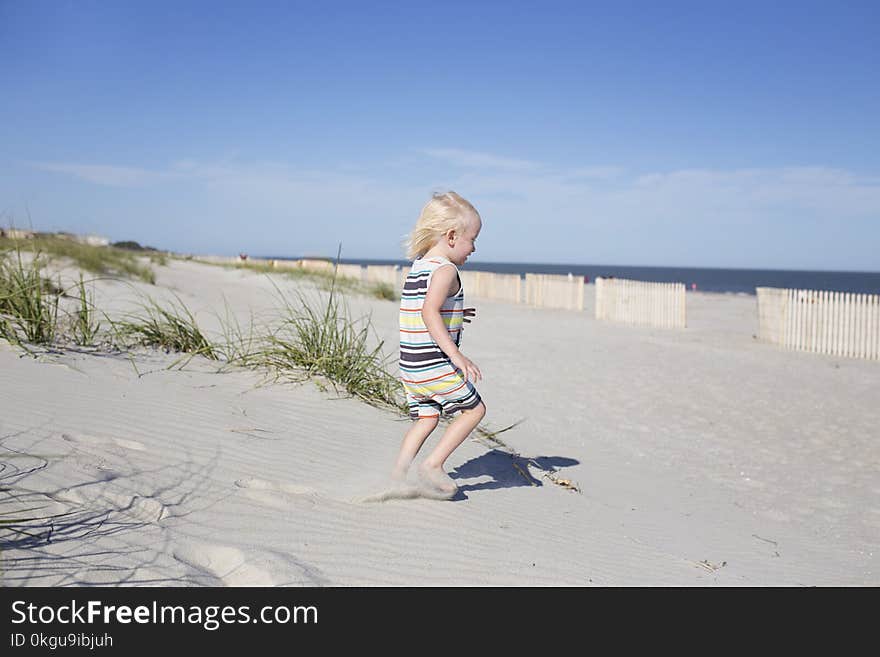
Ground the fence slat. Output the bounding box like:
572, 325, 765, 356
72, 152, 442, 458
844, 291, 851, 356
872, 294, 879, 360
835, 291, 843, 356
872, 294, 878, 360
594, 278, 686, 329
522, 273, 584, 311
820, 290, 829, 355
854, 294, 865, 358
756, 286, 879, 361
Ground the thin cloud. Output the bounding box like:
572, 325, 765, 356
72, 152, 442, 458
14, 155, 879, 268
30, 162, 184, 187
565, 166, 625, 180
30, 157, 880, 219
422, 148, 542, 171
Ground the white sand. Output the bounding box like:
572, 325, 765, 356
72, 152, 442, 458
1, 259, 877, 586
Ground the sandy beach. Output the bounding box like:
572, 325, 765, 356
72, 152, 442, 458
2, 257, 878, 586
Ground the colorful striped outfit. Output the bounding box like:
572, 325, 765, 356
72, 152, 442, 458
399, 256, 482, 420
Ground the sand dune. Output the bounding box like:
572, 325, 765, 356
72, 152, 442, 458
1, 259, 877, 586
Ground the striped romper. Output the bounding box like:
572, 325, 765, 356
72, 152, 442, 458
399, 256, 482, 420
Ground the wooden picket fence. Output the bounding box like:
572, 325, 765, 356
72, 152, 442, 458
595, 277, 686, 328
198, 257, 582, 309
757, 287, 880, 360
524, 273, 584, 311
460, 271, 522, 304
364, 265, 403, 289
334, 263, 366, 281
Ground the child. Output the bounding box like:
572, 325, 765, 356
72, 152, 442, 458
391, 191, 487, 497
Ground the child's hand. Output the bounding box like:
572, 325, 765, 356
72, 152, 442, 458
452, 352, 482, 383
463, 307, 477, 323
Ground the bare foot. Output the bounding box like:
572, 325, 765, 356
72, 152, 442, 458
390, 466, 409, 483
418, 463, 457, 496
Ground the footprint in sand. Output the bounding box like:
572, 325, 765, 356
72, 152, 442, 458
357, 478, 456, 503
172, 542, 274, 586
61, 432, 146, 452
172, 541, 330, 586
50, 486, 169, 523
234, 477, 318, 510
235, 475, 454, 506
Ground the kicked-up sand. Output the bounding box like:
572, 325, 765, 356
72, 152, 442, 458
1, 258, 877, 586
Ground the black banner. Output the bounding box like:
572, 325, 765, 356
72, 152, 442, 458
0, 586, 870, 652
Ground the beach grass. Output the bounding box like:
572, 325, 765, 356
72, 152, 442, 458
1, 244, 405, 411
196, 257, 400, 302
370, 281, 397, 301
0, 234, 157, 284
253, 281, 404, 410
112, 240, 169, 267
0, 247, 60, 347
69, 274, 102, 346
212, 298, 261, 368
110, 293, 218, 364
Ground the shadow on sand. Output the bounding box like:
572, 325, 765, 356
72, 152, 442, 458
0, 424, 220, 586
447, 449, 580, 501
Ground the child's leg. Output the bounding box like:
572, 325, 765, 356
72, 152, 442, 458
391, 415, 439, 480
419, 402, 486, 490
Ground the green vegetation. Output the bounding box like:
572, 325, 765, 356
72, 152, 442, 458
1, 242, 405, 410
0, 248, 59, 347
212, 299, 259, 368
111, 294, 218, 365
0, 234, 157, 284
70, 274, 102, 346
197, 258, 400, 302
113, 240, 168, 267
111, 240, 157, 252
257, 283, 403, 410
148, 252, 168, 267
370, 282, 397, 301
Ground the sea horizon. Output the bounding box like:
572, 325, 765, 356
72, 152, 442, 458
255, 255, 880, 296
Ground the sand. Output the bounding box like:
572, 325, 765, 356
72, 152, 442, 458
1, 258, 877, 586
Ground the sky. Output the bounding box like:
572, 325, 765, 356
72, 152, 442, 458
1, 0, 878, 271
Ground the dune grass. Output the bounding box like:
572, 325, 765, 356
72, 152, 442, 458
211, 298, 260, 368
0, 243, 217, 362
102, 277, 404, 408
0, 248, 60, 347
254, 281, 404, 410
112, 240, 169, 267
70, 274, 102, 346
111, 293, 218, 365
0, 234, 157, 284
1, 244, 404, 410
198, 257, 400, 302
1, 244, 115, 350
370, 282, 397, 301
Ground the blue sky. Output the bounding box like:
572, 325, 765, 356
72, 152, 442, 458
2, 0, 878, 270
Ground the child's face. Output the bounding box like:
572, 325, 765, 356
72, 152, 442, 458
448, 213, 481, 266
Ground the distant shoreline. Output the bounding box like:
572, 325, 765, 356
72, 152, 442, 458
251, 256, 880, 296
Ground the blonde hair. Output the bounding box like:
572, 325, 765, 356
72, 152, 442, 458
405, 191, 480, 260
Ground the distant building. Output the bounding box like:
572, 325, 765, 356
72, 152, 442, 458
297, 258, 334, 272
1, 229, 110, 245
80, 234, 110, 247
0, 228, 35, 239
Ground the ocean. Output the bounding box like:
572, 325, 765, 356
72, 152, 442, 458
259, 256, 880, 296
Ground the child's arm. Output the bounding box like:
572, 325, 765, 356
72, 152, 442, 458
422, 265, 482, 383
